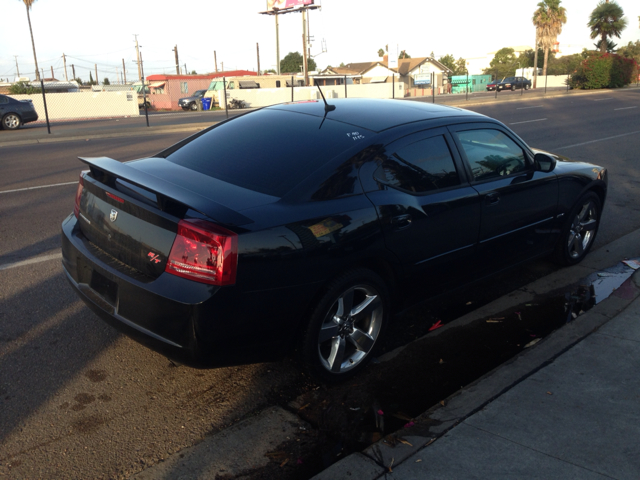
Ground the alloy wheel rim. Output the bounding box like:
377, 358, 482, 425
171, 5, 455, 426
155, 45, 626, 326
317, 285, 383, 374
5, 115, 18, 128
567, 200, 597, 259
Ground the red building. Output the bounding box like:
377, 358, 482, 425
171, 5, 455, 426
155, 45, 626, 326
146, 71, 257, 110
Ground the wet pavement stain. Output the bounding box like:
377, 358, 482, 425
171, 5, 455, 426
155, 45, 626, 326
71, 393, 96, 411
85, 369, 108, 382
70, 414, 105, 434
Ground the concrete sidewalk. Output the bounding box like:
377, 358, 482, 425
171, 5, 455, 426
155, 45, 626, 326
315, 271, 640, 479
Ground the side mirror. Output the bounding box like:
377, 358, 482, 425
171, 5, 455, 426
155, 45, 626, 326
534, 153, 557, 173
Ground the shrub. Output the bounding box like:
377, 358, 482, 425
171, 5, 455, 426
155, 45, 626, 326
8, 81, 42, 95
571, 53, 638, 89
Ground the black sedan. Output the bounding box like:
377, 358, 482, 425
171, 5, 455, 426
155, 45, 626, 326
61, 98, 607, 382
488, 76, 532, 92
0, 94, 39, 130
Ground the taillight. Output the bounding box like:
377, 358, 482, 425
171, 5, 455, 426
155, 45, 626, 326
73, 170, 88, 218
166, 219, 238, 286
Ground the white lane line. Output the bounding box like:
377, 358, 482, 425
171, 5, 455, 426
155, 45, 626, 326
614, 106, 638, 111
510, 118, 547, 125
0, 181, 77, 195
516, 105, 544, 110
0, 252, 62, 271
555, 130, 640, 151
593, 97, 613, 101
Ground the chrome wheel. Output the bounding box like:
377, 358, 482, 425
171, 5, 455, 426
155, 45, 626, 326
317, 284, 383, 374
567, 200, 598, 259
2, 114, 21, 130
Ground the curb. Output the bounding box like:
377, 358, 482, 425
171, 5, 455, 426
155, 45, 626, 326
311, 228, 640, 479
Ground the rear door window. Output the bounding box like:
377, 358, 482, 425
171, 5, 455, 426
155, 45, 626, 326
374, 134, 461, 193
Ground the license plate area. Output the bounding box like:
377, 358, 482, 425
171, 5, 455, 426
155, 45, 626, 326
90, 270, 118, 307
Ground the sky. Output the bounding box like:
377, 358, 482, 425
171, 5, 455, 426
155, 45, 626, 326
1, 0, 639, 83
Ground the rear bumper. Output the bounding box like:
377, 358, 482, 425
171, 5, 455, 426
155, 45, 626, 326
61, 214, 313, 367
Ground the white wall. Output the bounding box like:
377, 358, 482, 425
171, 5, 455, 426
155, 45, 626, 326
222, 83, 404, 108
533, 75, 571, 88
11, 91, 141, 121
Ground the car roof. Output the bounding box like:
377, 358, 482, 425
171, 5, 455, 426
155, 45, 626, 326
266, 98, 482, 133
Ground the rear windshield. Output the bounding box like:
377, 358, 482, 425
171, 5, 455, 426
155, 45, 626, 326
165, 108, 370, 197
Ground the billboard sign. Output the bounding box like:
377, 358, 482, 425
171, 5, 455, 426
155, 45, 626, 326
266, 0, 313, 11
387, 44, 398, 69
414, 74, 432, 85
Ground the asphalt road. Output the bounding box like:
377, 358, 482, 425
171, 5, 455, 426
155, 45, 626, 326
0, 88, 638, 478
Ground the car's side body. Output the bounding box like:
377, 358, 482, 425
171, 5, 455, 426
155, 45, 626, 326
61, 99, 607, 377
0, 94, 39, 129
488, 76, 532, 92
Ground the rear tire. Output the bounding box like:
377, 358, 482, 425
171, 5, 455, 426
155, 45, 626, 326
2, 113, 22, 130
300, 268, 389, 383
553, 192, 601, 266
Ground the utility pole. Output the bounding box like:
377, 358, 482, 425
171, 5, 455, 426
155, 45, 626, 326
173, 45, 180, 75
256, 43, 261, 75
14, 56, 20, 77
95, 64, 98, 85
214, 51, 218, 73
184, 63, 187, 75
71, 64, 76, 80
301, 8, 308, 86
275, 13, 280, 74
122, 58, 127, 84
221, 62, 224, 72
62, 53, 68, 81
134, 34, 142, 81
116, 66, 119, 84
50, 66, 54, 79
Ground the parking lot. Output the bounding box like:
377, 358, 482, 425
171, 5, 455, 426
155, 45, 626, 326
1, 88, 639, 478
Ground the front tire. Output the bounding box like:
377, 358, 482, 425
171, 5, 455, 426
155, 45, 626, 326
190, 102, 198, 111
300, 269, 389, 382
511, 85, 516, 91
554, 192, 601, 266
2, 113, 22, 130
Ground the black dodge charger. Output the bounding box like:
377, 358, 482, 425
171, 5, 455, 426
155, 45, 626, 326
61, 98, 607, 381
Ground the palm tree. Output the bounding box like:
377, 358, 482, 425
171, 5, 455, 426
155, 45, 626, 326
22, 0, 40, 81
588, 1, 628, 54
532, 0, 567, 83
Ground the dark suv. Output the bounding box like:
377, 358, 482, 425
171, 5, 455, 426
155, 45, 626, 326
178, 90, 208, 111
487, 76, 531, 92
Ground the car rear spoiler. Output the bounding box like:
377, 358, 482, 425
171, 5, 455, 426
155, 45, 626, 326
78, 157, 254, 227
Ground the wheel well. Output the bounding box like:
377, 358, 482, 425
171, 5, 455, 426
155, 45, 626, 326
292, 257, 401, 347
589, 185, 606, 208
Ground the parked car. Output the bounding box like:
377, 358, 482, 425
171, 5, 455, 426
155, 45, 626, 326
61, 98, 607, 382
178, 90, 208, 111
0, 94, 39, 130
488, 76, 532, 92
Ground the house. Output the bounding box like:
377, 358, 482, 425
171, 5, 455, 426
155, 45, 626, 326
145, 71, 257, 110
314, 56, 452, 94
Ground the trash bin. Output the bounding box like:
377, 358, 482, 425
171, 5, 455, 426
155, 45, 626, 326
201, 98, 211, 111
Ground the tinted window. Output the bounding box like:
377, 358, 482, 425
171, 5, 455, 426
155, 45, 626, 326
0, 96, 8, 104
455, 129, 526, 181
165, 109, 370, 197
375, 135, 460, 193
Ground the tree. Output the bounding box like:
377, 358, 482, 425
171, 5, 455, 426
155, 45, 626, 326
74, 77, 83, 85
399, 50, 410, 59
279, 52, 316, 73
88, 72, 97, 86
103, 78, 110, 85
532, 0, 567, 83
22, 0, 40, 81
588, 1, 628, 55
484, 47, 517, 79
8, 81, 41, 94
377, 48, 385, 58
594, 38, 618, 53
190, 70, 197, 75
438, 54, 468, 75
